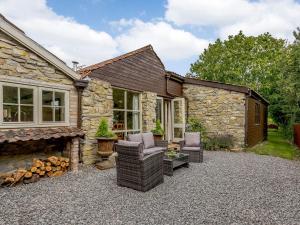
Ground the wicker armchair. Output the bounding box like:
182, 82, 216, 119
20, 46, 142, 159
115, 141, 164, 192
179, 132, 203, 163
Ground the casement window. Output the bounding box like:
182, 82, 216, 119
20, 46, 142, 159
255, 103, 261, 125
41, 89, 66, 123
112, 88, 141, 139
0, 82, 69, 127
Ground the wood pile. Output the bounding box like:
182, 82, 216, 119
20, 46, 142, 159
0, 156, 70, 187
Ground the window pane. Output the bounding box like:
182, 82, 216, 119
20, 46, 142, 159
174, 128, 183, 139
3, 105, 18, 122
127, 112, 140, 130
42, 107, 53, 121
55, 107, 65, 122
42, 91, 53, 106
54, 92, 65, 107
20, 106, 33, 122
127, 92, 139, 110
113, 111, 125, 130
156, 99, 163, 122
174, 100, 184, 124
3, 86, 18, 104
113, 89, 124, 109
20, 88, 33, 104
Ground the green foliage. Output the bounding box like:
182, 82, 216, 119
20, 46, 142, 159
247, 130, 299, 160
186, 118, 207, 137
190, 31, 287, 98
95, 118, 116, 138
151, 120, 164, 135
205, 134, 234, 151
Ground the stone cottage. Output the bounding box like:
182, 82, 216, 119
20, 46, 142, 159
0, 14, 87, 172
80, 45, 268, 164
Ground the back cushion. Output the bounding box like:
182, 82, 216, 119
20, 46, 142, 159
185, 132, 200, 147
142, 132, 155, 149
128, 133, 143, 143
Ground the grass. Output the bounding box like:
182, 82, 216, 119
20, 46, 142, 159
247, 130, 299, 160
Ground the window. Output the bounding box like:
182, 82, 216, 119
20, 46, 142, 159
155, 98, 163, 124
2, 85, 34, 123
112, 88, 140, 139
0, 82, 69, 127
42, 90, 65, 122
255, 103, 261, 125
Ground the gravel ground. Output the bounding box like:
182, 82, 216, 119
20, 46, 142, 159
0, 151, 300, 225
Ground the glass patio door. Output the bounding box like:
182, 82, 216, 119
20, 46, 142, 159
171, 98, 185, 141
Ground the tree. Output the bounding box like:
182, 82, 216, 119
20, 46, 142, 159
190, 31, 287, 98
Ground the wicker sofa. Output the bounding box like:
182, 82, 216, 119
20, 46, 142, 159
127, 132, 168, 155
179, 132, 203, 163
115, 140, 164, 192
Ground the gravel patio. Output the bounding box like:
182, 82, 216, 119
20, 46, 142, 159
0, 151, 299, 225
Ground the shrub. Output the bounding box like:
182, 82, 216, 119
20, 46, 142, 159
205, 134, 234, 151
151, 120, 164, 135
186, 117, 207, 141
96, 118, 116, 138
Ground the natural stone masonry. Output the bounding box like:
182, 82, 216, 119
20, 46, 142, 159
141, 91, 157, 132
81, 78, 113, 164
183, 84, 246, 148
0, 31, 78, 126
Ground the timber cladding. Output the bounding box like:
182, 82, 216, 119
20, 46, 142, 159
246, 97, 268, 147
86, 48, 171, 97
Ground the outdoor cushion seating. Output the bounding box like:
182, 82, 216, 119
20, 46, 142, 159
179, 132, 203, 163
128, 132, 168, 155
115, 140, 164, 192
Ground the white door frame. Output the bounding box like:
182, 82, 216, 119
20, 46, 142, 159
171, 97, 185, 142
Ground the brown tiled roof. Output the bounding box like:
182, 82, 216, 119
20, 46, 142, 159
79, 45, 165, 78
0, 127, 84, 143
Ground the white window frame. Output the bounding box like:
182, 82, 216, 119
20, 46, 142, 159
39, 87, 69, 126
156, 97, 164, 126
112, 88, 141, 138
0, 82, 69, 128
171, 97, 186, 141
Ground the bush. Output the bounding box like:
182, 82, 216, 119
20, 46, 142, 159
205, 134, 234, 151
96, 118, 116, 138
151, 120, 164, 135
186, 118, 207, 138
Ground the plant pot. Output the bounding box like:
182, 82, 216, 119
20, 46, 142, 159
96, 137, 117, 158
153, 134, 163, 141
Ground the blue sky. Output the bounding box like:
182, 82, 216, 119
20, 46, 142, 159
1, 0, 300, 75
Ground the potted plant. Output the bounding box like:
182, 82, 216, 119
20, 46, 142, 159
96, 118, 117, 158
151, 120, 164, 141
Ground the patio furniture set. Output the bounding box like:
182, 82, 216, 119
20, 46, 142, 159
115, 132, 203, 192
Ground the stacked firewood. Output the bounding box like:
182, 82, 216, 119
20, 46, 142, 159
1, 156, 70, 187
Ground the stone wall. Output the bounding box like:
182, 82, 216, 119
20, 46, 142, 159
183, 84, 246, 148
142, 91, 157, 132
81, 78, 113, 164
0, 30, 78, 126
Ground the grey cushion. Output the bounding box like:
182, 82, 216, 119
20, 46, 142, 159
144, 147, 164, 155
182, 146, 200, 151
142, 132, 155, 149
128, 133, 143, 143
185, 132, 200, 147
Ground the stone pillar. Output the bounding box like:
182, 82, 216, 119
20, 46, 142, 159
71, 137, 80, 173
142, 91, 157, 132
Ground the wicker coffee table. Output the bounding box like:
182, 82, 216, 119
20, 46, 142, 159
163, 153, 189, 176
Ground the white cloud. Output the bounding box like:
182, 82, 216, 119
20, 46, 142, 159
115, 19, 209, 61
0, 0, 118, 67
165, 0, 300, 40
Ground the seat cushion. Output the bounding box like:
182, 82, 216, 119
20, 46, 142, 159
142, 132, 155, 149
128, 133, 143, 143
143, 147, 164, 155
185, 132, 200, 147
182, 146, 200, 151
